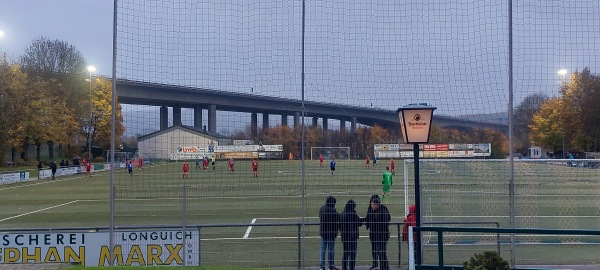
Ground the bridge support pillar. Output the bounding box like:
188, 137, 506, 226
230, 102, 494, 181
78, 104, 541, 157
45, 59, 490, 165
322, 118, 328, 131
251, 113, 258, 139
160, 106, 168, 130
208, 104, 217, 134
351, 117, 357, 133
294, 112, 301, 128
281, 114, 288, 127
312, 117, 318, 127
194, 106, 202, 129
263, 113, 269, 131
340, 119, 346, 132
173, 106, 182, 126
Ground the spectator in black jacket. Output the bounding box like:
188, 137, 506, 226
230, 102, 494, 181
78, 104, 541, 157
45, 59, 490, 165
319, 196, 340, 270
364, 197, 391, 270
340, 199, 361, 270
49, 161, 57, 179
365, 194, 380, 270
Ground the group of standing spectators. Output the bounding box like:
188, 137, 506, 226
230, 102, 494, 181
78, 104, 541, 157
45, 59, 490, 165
319, 195, 391, 270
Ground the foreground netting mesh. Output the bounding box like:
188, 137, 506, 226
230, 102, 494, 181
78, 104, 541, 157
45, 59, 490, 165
114, 0, 600, 267
404, 159, 600, 265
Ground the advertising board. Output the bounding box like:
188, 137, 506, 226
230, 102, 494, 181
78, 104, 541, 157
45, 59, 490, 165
0, 229, 199, 267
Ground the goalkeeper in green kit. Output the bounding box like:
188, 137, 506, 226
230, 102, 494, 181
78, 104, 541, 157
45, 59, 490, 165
382, 167, 393, 202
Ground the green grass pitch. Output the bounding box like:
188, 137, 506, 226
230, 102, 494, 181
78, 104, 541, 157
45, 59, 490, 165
2, 159, 600, 266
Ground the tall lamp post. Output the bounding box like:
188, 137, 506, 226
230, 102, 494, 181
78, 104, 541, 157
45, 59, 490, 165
557, 69, 567, 158
397, 103, 436, 266
86, 65, 96, 161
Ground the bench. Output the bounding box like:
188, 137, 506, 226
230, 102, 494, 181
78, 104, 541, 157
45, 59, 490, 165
5, 160, 14, 167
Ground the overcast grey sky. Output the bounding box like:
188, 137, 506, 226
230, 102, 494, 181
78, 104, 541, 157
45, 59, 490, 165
1, 0, 599, 135
0, 0, 113, 75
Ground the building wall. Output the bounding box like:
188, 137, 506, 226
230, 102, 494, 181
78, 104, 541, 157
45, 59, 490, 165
4, 144, 61, 162
138, 129, 218, 160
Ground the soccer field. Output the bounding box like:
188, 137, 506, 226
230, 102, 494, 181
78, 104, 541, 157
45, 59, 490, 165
2, 159, 600, 266
0, 160, 396, 229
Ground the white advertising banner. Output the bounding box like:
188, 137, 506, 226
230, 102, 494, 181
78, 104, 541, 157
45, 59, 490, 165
0, 229, 199, 267
473, 143, 492, 157
233, 140, 254, 145
171, 152, 209, 160
376, 151, 400, 158
173, 145, 283, 160
376, 143, 490, 159
39, 167, 80, 180
374, 144, 399, 151
214, 145, 258, 152
0, 171, 29, 185
260, 145, 283, 152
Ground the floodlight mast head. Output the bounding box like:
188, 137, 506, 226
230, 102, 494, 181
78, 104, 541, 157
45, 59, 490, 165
557, 69, 567, 76
396, 103, 437, 144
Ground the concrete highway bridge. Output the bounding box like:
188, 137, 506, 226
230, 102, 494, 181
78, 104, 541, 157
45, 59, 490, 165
116, 79, 507, 136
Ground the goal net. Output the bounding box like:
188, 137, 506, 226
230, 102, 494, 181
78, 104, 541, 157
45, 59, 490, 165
310, 147, 350, 160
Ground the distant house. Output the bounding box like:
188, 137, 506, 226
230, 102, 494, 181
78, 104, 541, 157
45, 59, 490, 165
137, 125, 230, 160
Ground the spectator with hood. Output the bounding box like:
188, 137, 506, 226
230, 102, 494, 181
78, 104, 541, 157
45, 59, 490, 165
364, 197, 391, 270
319, 196, 340, 270
364, 195, 380, 270
340, 199, 362, 270
402, 204, 417, 242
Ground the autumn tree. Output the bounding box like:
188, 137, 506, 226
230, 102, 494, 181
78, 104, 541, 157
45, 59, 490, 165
304, 126, 324, 156
560, 68, 600, 151
428, 124, 447, 143
353, 126, 369, 158
0, 61, 29, 162
263, 125, 297, 157
20, 37, 89, 157
471, 128, 509, 158
514, 93, 548, 154
20, 37, 87, 109
88, 77, 126, 152
329, 129, 353, 148
367, 124, 390, 145
529, 97, 563, 151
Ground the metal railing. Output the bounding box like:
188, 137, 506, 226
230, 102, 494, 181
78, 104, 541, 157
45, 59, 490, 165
0, 221, 500, 268
414, 226, 600, 270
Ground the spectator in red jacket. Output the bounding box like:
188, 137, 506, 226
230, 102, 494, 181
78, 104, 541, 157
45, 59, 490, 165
402, 204, 417, 242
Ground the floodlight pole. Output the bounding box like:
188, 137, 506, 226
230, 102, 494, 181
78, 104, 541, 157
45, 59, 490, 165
109, 0, 118, 266
87, 66, 96, 161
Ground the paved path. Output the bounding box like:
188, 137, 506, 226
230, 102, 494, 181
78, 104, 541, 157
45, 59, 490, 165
4, 263, 600, 269
299, 265, 600, 270
0, 263, 76, 270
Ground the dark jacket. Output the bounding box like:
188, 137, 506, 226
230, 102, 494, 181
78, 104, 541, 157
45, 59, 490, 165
364, 194, 380, 230
319, 196, 340, 241
50, 162, 57, 172
402, 204, 417, 241
364, 202, 391, 241
340, 200, 362, 242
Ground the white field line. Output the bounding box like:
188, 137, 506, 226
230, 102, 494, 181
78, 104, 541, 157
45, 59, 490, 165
110, 194, 310, 201
0, 174, 89, 191
433, 215, 600, 218
204, 235, 399, 241
256, 217, 318, 220
255, 216, 404, 222
0, 162, 169, 192
0, 200, 79, 222
243, 218, 257, 239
